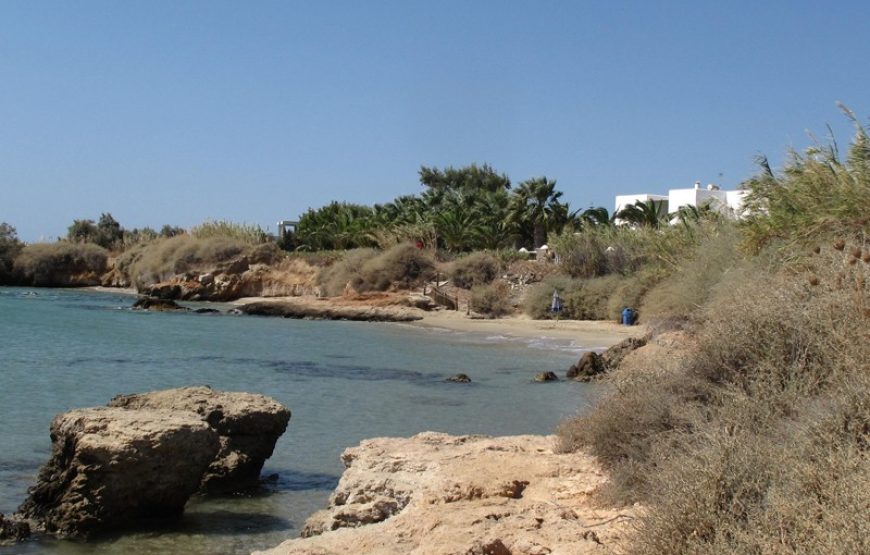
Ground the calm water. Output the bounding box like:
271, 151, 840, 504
0, 287, 600, 555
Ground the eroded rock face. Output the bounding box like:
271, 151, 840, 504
107, 386, 291, 492
18, 407, 219, 538
255, 432, 637, 555
533, 371, 558, 382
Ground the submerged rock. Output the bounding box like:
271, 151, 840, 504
108, 386, 291, 492
17, 407, 219, 538
446, 373, 472, 383
533, 371, 558, 382
131, 296, 189, 311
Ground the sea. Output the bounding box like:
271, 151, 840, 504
0, 287, 602, 555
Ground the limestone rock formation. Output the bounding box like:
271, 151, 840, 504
131, 296, 190, 311
255, 432, 636, 555
17, 407, 220, 538
237, 300, 423, 322
533, 371, 559, 382
446, 373, 472, 383
108, 386, 291, 493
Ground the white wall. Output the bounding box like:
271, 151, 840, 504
614, 194, 668, 224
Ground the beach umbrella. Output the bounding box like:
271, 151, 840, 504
551, 290, 563, 313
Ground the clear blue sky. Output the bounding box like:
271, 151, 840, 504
2, 1, 868, 241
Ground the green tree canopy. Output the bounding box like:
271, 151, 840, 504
418, 163, 510, 193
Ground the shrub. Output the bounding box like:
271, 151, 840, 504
560, 242, 870, 552
13, 242, 108, 286
317, 244, 436, 296
640, 224, 743, 323
449, 252, 500, 289
116, 234, 251, 288
469, 283, 511, 318
317, 248, 378, 296
0, 222, 23, 284
190, 220, 269, 245
523, 275, 623, 320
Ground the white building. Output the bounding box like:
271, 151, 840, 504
614, 182, 747, 224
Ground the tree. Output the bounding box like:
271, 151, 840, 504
419, 163, 510, 193
0, 222, 23, 283
616, 199, 669, 228
509, 177, 566, 248
67, 219, 98, 244
95, 213, 123, 249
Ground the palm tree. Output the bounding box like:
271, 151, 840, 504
579, 206, 614, 227
509, 177, 565, 248
616, 199, 669, 228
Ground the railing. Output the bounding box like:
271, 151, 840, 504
424, 274, 459, 310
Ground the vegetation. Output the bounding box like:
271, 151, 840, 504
0, 222, 23, 284
469, 283, 511, 317
13, 242, 108, 286
556, 118, 870, 554
449, 252, 501, 289
317, 244, 435, 296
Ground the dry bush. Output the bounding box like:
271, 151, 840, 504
469, 282, 511, 318
523, 275, 623, 320
641, 224, 743, 323
317, 248, 378, 296
116, 234, 250, 288
13, 242, 108, 286
562, 239, 870, 552
449, 252, 501, 289
317, 244, 435, 296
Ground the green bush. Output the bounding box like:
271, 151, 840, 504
449, 252, 501, 289
469, 283, 511, 318
13, 242, 108, 286
190, 220, 269, 245
0, 222, 23, 284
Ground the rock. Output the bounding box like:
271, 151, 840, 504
254, 432, 637, 555
237, 301, 423, 322
446, 373, 472, 383
132, 296, 189, 311
17, 407, 220, 538
600, 334, 650, 371
533, 371, 558, 382
566, 351, 605, 382
0, 514, 30, 544
193, 307, 221, 314
107, 386, 291, 493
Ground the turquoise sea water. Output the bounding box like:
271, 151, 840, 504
0, 287, 601, 555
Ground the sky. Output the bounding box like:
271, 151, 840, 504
2, 1, 869, 242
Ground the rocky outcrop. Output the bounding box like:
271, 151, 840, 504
15, 387, 291, 540
17, 407, 220, 538
255, 432, 636, 555
0, 514, 30, 544
141, 250, 319, 302
600, 335, 650, 370
567, 351, 606, 381
237, 300, 423, 322
534, 371, 559, 382
446, 373, 472, 383
108, 386, 291, 493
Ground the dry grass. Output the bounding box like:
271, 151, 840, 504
558, 241, 870, 552
317, 244, 436, 296
115, 234, 253, 288
13, 242, 108, 286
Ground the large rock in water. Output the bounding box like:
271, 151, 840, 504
17, 407, 220, 537
108, 386, 291, 493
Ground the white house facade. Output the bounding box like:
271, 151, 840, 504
615, 182, 747, 223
